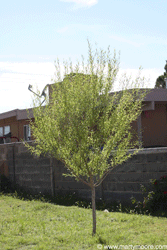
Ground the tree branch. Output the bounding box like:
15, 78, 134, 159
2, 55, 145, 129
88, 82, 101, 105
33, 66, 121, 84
94, 164, 118, 187
60, 158, 92, 188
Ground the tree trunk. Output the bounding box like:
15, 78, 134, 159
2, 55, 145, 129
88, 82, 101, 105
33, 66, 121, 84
91, 185, 96, 235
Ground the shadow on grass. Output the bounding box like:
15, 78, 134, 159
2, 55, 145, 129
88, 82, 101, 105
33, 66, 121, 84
1, 174, 167, 218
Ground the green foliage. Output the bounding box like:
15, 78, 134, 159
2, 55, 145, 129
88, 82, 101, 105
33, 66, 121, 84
155, 74, 166, 88
155, 60, 167, 88
131, 175, 167, 215
25, 41, 148, 188
25, 40, 148, 235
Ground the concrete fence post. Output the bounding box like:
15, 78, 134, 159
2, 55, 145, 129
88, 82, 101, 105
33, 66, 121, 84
50, 158, 55, 197
12, 143, 16, 186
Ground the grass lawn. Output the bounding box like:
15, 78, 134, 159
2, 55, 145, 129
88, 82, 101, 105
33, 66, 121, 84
0, 194, 167, 250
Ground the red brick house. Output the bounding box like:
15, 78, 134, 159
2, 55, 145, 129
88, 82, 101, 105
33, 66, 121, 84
139, 88, 167, 147
0, 108, 34, 143
1, 85, 167, 147
49, 82, 167, 148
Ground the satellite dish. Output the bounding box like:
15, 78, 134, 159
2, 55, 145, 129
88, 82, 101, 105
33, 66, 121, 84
28, 84, 33, 90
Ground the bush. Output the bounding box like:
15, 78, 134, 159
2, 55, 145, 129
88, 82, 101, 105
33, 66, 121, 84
131, 175, 167, 215
0, 175, 12, 192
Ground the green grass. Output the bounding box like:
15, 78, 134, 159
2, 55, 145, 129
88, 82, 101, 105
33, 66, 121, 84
1, 194, 167, 250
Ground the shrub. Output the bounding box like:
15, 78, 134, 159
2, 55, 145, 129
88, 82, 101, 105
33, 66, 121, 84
131, 175, 167, 215
0, 175, 12, 192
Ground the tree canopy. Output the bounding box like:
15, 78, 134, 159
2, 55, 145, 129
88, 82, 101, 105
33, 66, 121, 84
155, 60, 167, 88
25, 41, 148, 235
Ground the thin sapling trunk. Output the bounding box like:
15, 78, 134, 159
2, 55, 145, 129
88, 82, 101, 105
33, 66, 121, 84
91, 185, 96, 235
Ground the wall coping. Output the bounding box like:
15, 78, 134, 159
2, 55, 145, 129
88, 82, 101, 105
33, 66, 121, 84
0, 140, 167, 155
0, 140, 34, 146
128, 147, 167, 154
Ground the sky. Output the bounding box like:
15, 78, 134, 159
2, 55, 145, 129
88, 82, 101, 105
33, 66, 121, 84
0, 0, 167, 113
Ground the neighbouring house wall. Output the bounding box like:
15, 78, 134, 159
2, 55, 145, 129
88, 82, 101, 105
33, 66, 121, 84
1, 141, 167, 205
0, 116, 34, 142
0, 116, 19, 142
18, 118, 34, 141
142, 102, 167, 147
130, 120, 138, 146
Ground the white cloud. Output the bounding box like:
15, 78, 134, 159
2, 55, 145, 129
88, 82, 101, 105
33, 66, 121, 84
109, 35, 144, 48
57, 23, 106, 34
57, 26, 69, 34
60, 0, 98, 10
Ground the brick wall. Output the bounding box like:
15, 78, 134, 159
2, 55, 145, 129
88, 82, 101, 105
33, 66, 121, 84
103, 148, 167, 204
1, 141, 167, 205
0, 142, 52, 195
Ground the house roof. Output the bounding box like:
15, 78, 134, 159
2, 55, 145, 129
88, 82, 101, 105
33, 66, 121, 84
1, 88, 167, 120
0, 108, 34, 120
143, 88, 167, 102
109, 88, 167, 102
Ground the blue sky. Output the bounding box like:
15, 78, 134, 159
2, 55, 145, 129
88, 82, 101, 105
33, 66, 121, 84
0, 0, 167, 113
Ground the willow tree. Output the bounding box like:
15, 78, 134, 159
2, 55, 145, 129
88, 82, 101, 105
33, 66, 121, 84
25, 41, 148, 235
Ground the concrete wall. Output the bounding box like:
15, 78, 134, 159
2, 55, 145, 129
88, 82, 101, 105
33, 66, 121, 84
103, 148, 167, 204
0, 142, 52, 195
1, 141, 167, 205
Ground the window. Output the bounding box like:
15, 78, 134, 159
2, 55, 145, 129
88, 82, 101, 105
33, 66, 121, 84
0, 127, 3, 136
0, 126, 10, 143
3, 126, 11, 143
24, 125, 31, 141
4, 126, 10, 135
